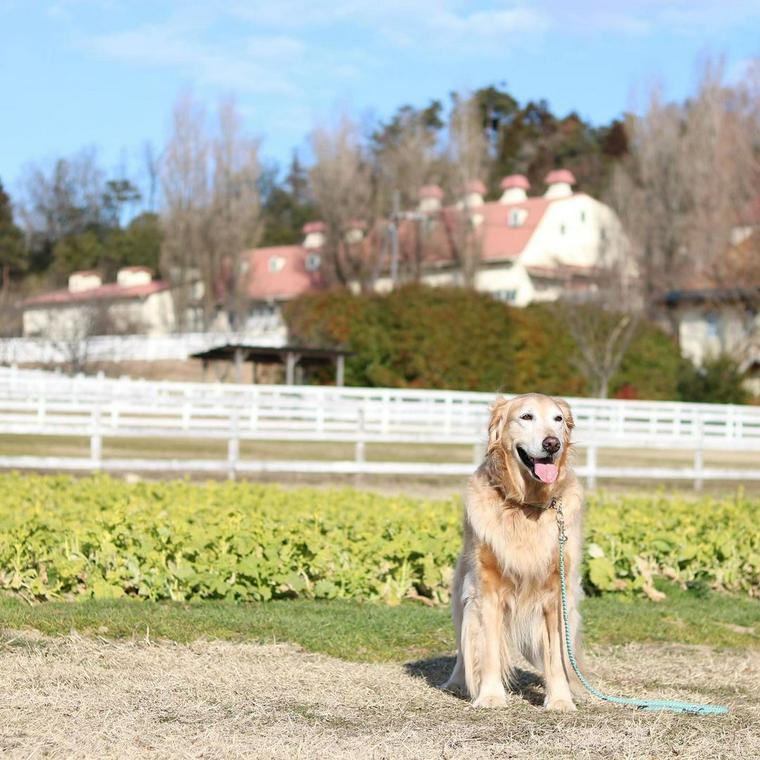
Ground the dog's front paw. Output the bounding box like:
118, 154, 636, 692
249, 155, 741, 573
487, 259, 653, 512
544, 697, 577, 712
472, 690, 508, 708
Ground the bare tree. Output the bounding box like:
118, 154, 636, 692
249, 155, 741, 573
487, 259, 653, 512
18, 148, 106, 272
208, 98, 263, 329
444, 93, 489, 287
160, 94, 263, 330
609, 58, 760, 327
309, 114, 382, 289
160, 93, 210, 330
141, 141, 162, 213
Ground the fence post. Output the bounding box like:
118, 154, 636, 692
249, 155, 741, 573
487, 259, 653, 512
693, 447, 704, 491
586, 445, 597, 490
472, 441, 485, 465
90, 402, 102, 470
228, 408, 240, 481
694, 411, 704, 491
355, 407, 366, 467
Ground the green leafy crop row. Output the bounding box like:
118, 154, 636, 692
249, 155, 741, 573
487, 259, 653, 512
0, 475, 757, 604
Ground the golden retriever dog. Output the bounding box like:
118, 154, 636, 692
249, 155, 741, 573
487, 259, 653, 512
442, 393, 584, 711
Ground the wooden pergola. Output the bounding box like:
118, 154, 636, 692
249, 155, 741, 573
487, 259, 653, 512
191, 343, 352, 385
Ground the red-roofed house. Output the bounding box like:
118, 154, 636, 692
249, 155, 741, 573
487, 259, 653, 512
372, 171, 624, 305
239, 224, 326, 323
21, 267, 175, 338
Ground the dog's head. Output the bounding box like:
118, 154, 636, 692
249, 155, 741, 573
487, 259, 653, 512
485, 393, 574, 503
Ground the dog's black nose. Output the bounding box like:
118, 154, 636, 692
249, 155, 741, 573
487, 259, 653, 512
542, 436, 561, 455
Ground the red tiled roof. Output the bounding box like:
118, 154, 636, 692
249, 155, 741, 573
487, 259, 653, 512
419, 185, 444, 199
500, 175, 530, 190
69, 269, 99, 278
22, 280, 170, 307
545, 169, 576, 185
243, 245, 324, 301
302, 221, 327, 234
465, 180, 486, 195
479, 198, 553, 261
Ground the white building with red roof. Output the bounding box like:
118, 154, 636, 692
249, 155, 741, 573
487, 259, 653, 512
21, 266, 175, 338
375, 170, 624, 305
19, 172, 623, 340
238, 171, 623, 316
240, 222, 325, 318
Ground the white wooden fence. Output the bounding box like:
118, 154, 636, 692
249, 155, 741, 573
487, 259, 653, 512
0, 323, 286, 364
1, 366, 759, 487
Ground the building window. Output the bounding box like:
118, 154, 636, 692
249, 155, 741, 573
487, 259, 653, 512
508, 208, 527, 228
494, 289, 517, 303
559, 223, 566, 235
600, 227, 607, 241
580, 211, 586, 223
268, 255, 285, 273
305, 253, 321, 272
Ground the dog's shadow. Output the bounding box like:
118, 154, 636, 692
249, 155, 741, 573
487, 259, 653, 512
404, 656, 545, 707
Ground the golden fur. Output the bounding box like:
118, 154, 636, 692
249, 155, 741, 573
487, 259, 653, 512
442, 393, 585, 711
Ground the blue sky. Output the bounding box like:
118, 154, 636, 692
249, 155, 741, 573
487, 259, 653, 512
1, 0, 758, 199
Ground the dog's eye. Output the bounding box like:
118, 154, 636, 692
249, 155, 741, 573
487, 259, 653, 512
554, 415, 563, 422
520, 413, 533, 421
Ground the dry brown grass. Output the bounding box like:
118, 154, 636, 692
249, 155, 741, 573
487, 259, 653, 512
0, 632, 756, 759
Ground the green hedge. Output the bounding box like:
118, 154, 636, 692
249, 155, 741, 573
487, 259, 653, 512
1, 476, 757, 604
283, 285, 687, 400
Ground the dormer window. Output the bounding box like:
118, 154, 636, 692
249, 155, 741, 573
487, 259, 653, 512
305, 253, 321, 272
268, 255, 285, 273
508, 208, 527, 228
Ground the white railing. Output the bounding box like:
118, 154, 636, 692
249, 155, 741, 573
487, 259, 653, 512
0, 323, 286, 364
1, 366, 759, 486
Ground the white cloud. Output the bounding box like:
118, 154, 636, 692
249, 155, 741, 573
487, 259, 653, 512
84, 22, 306, 96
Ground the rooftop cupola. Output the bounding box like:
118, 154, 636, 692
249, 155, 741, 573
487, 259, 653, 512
463, 180, 486, 209
543, 169, 576, 199
418, 184, 443, 214
302, 221, 327, 249
499, 174, 530, 204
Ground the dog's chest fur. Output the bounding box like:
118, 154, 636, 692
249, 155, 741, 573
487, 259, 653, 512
465, 474, 570, 587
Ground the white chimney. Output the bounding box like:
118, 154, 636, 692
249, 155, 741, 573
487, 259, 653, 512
463, 180, 486, 209
302, 221, 327, 249
116, 266, 153, 287
499, 174, 530, 204
418, 184, 443, 214
345, 219, 367, 244
544, 169, 576, 199
68, 271, 102, 293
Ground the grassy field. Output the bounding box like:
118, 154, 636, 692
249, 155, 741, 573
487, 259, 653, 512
1, 589, 758, 759
0, 475, 757, 759
1, 582, 757, 659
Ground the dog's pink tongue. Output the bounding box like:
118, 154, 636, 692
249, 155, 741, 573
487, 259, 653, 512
534, 462, 558, 484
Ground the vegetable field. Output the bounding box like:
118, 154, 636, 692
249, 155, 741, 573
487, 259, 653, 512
0, 474, 757, 603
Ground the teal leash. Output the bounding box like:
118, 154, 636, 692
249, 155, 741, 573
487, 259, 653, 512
550, 498, 729, 716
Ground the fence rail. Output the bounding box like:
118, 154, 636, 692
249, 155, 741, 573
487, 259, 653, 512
1, 366, 759, 487
0, 324, 286, 364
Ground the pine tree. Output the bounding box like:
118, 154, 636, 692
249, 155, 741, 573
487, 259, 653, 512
0, 179, 25, 293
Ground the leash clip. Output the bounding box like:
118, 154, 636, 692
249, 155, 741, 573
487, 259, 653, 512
550, 497, 568, 544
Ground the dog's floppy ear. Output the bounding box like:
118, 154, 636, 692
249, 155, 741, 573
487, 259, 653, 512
553, 397, 575, 434
485, 396, 524, 502
487, 396, 511, 451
